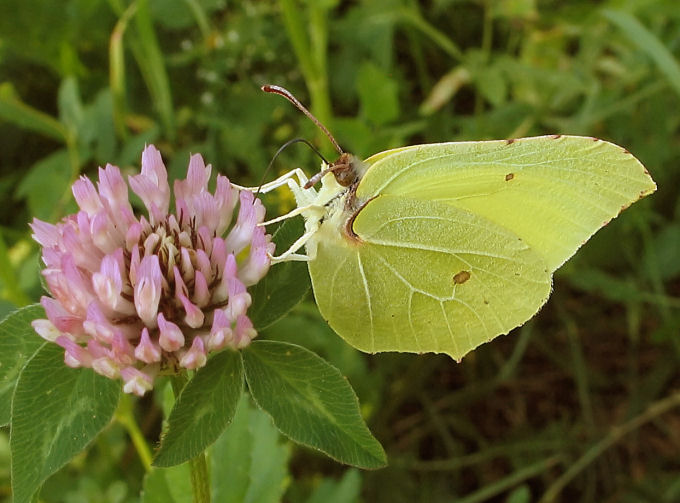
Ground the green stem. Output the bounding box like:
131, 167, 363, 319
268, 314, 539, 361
474, 0, 493, 121
190, 453, 211, 503
307, 3, 332, 124
538, 390, 680, 502
133, 0, 175, 140
172, 374, 211, 503
559, 309, 596, 432
457, 455, 561, 503
183, 0, 211, 40
279, 0, 333, 150
480, 0, 493, 58
399, 6, 463, 61
109, 0, 139, 141
403, 2, 430, 94
115, 393, 153, 471
392, 439, 564, 471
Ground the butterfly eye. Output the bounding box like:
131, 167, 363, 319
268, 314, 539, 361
331, 153, 358, 187
334, 167, 355, 186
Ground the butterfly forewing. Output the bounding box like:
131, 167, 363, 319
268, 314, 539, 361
358, 136, 656, 272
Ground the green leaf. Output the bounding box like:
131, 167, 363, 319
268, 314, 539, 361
490, 0, 536, 19
645, 223, 680, 281
506, 484, 531, 503
567, 268, 654, 304
0, 229, 31, 308
603, 9, 680, 98
0, 83, 68, 142
141, 463, 192, 503
419, 66, 471, 115
476, 65, 507, 106
0, 300, 16, 320
57, 77, 83, 134
0, 0, 102, 74
0, 305, 45, 426
211, 394, 291, 503
356, 62, 400, 126
82, 89, 117, 162
10, 344, 120, 503
133, 0, 175, 138
16, 150, 72, 221
242, 341, 387, 469
249, 217, 311, 330
306, 469, 362, 503
153, 350, 243, 467
150, 0, 220, 31
118, 127, 160, 167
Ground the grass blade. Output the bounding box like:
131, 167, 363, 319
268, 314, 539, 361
603, 9, 680, 98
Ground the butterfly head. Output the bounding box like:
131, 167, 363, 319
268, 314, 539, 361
262, 85, 367, 190
329, 153, 363, 187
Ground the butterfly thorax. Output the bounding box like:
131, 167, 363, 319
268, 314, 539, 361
331, 154, 370, 213
300, 160, 372, 258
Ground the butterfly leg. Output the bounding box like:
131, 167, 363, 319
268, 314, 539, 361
269, 224, 320, 263
232, 168, 310, 194
259, 203, 324, 227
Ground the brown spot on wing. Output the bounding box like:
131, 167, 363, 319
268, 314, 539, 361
505, 173, 514, 181
505, 138, 516, 145
453, 270, 471, 284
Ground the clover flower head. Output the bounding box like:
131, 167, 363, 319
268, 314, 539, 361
31, 145, 274, 395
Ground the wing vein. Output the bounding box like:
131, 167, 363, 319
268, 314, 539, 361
370, 239, 518, 261
439, 301, 460, 357
328, 254, 351, 312
355, 253, 374, 352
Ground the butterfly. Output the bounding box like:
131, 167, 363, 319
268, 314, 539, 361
248, 85, 656, 361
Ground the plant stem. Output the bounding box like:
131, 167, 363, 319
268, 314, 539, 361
134, 0, 176, 140
109, 0, 138, 141
538, 390, 680, 502
456, 455, 561, 503
399, 6, 463, 61
279, 0, 333, 151
171, 374, 211, 503
115, 393, 153, 471
189, 453, 211, 503
473, 0, 493, 123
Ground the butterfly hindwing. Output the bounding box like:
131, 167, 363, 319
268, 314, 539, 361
308, 195, 552, 360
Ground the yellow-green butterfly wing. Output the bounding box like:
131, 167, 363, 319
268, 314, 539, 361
358, 135, 656, 271
308, 195, 551, 360
305, 135, 655, 360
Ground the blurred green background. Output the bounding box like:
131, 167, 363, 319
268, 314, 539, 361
1, 0, 679, 501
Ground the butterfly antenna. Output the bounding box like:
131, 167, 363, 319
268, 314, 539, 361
256, 138, 330, 197
262, 84, 344, 155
